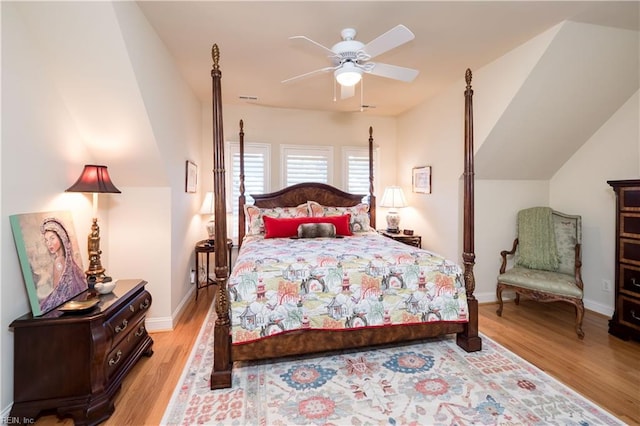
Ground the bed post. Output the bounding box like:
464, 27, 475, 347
238, 119, 246, 247
210, 44, 233, 389
457, 68, 482, 352
368, 126, 376, 228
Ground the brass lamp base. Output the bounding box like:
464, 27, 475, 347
86, 218, 111, 287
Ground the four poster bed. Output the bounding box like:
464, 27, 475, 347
208, 44, 481, 390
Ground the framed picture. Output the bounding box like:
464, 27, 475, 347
10, 211, 88, 316
185, 160, 197, 193
412, 166, 432, 194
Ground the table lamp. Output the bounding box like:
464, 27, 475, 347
380, 186, 407, 233
66, 164, 121, 284
200, 192, 216, 242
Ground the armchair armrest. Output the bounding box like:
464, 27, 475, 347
500, 238, 519, 274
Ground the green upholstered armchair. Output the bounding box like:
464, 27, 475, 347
496, 207, 585, 339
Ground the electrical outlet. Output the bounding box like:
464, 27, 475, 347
190, 269, 196, 284
602, 279, 612, 292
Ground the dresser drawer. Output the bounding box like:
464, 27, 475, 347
620, 187, 640, 211
105, 316, 148, 378
618, 296, 640, 332
620, 238, 640, 265
620, 213, 640, 239
105, 290, 152, 346
620, 264, 640, 297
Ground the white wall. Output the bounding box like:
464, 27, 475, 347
1, 2, 94, 414
550, 91, 640, 314
1, 2, 203, 413
396, 73, 468, 262
113, 1, 203, 320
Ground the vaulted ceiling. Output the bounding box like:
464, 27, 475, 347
138, 1, 639, 117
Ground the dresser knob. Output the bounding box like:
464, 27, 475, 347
140, 298, 150, 310
631, 278, 640, 287
115, 319, 128, 333
631, 310, 640, 322
109, 350, 122, 366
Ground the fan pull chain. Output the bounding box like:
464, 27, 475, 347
360, 78, 364, 112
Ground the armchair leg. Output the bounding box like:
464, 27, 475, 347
496, 283, 504, 316
575, 300, 585, 340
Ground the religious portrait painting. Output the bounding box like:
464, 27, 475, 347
10, 211, 87, 316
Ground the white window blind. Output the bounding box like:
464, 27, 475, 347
343, 146, 378, 198
228, 142, 270, 239
281, 145, 333, 186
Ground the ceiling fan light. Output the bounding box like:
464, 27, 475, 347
335, 64, 362, 87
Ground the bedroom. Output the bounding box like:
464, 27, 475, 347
1, 0, 638, 422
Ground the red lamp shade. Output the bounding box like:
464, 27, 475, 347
65, 165, 121, 194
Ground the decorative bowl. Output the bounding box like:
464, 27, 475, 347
94, 281, 116, 294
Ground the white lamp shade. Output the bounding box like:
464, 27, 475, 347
335, 62, 363, 87
199, 192, 215, 214
380, 186, 408, 209
199, 192, 215, 240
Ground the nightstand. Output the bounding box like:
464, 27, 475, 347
379, 230, 422, 248
195, 239, 233, 300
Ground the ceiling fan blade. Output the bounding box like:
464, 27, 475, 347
367, 62, 419, 82
340, 84, 355, 99
289, 35, 335, 57
281, 66, 335, 84
362, 24, 415, 60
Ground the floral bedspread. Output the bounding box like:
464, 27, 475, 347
229, 232, 469, 344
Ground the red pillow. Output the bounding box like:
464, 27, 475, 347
263, 214, 352, 238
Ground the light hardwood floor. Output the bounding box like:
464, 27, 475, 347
33, 291, 640, 425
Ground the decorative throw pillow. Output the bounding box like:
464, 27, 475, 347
263, 214, 352, 238
308, 201, 371, 233
244, 203, 308, 235
297, 223, 337, 239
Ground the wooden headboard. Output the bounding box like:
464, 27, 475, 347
252, 182, 366, 208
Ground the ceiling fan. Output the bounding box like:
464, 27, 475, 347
282, 24, 419, 100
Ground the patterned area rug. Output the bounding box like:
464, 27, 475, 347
162, 303, 622, 425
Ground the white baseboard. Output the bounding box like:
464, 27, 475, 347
1, 405, 12, 422
584, 300, 613, 317
145, 286, 196, 332
476, 291, 498, 303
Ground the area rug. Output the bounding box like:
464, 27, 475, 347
161, 303, 622, 426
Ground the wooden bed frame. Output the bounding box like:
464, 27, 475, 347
208, 45, 481, 389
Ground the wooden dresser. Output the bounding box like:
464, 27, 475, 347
607, 180, 640, 340
10, 279, 153, 425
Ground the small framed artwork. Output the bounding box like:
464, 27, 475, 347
10, 211, 88, 316
185, 160, 197, 193
412, 166, 432, 194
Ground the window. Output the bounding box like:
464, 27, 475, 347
225, 142, 377, 240
281, 145, 333, 186
227, 142, 270, 239
343, 146, 378, 198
